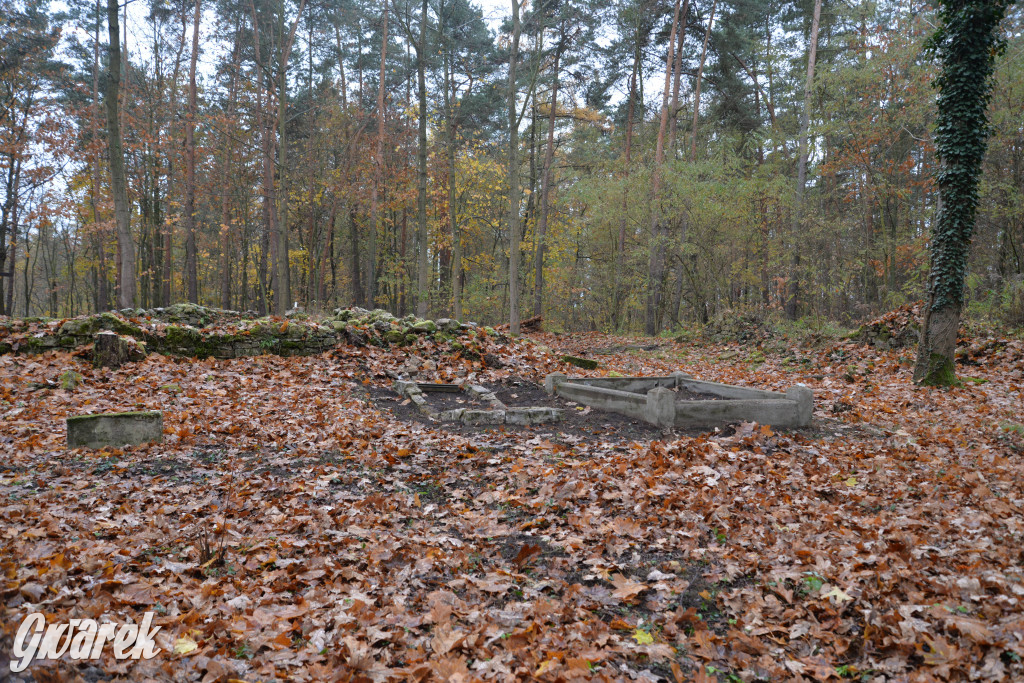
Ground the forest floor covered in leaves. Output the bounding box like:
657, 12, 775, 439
2, 321, 1024, 682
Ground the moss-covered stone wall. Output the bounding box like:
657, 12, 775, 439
0, 304, 497, 361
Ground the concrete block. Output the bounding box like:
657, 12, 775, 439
436, 409, 466, 422
463, 384, 505, 408
646, 387, 676, 429
67, 411, 163, 449
394, 380, 418, 398
505, 407, 563, 426
786, 385, 814, 425
461, 410, 506, 425
480, 393, 506, 409
408, 392, 434, 416
544, 373, 567, 395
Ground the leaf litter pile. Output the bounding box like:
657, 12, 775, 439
2, 324, 1024, 682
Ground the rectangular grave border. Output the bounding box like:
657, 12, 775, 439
544, 371, 812, 429
393, 381, 563, 426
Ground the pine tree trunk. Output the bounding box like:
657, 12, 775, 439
370, 2, 389, 309
183, 0, 201, 303
507, 0, 523, 335
249, 1, 276, 315
443, 43, 462, 320
689, 0, 716, 162
91, 0, 109, 312
163, 13, 185, 308
105, 0, 136, 309
219, 28, 242, 310
415, 0, 429, 317
349, 204, 363, 305
612, 41, 639, 331
667, 0, 690, 151
789, 0, 821, 320
533, 38, 562, 319
645, 0, 682, 336
276, 0, 306, 313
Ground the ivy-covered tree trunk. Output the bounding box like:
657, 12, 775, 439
913, 0, 1012, 386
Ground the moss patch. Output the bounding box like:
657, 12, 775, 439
562, 355, 599, 370
916, 353, 961, 387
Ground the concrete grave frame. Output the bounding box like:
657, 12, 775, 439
393, 381, 563, 426
544, 372, 812, 429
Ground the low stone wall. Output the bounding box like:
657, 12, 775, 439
0, 305, 496, 361
155, 322, 338, 358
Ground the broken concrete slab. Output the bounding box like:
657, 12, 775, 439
461, 409, 506, 425
393, 380, 436, 416
463, 384, 506, 409
408, 392, 434, 416
436, 408, 466, 422
67, 411, 163, 449
394, 380, 417, 397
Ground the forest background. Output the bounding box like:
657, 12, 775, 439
2, 0, 1022, 335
